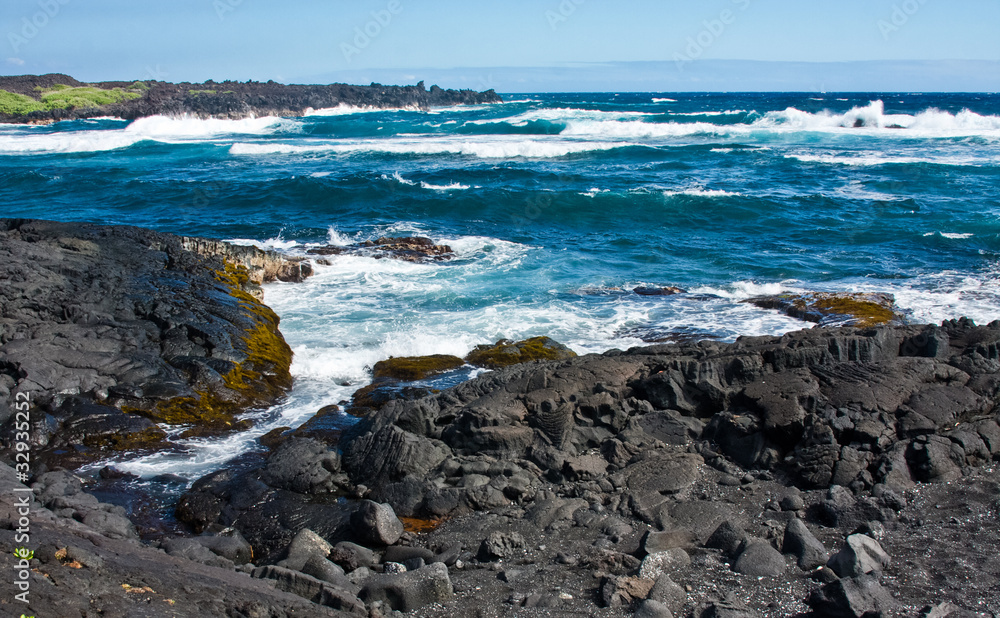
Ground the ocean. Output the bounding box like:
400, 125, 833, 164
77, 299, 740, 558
2, 92, 999, 487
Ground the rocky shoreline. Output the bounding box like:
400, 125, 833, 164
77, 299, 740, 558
2, 221, 999, 617
0, 74, 502, 124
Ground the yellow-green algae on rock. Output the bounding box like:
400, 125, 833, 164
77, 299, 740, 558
372, 354, 466, 381
465, 336, 578, 369
127, 262, 293, 431
746, 292, 903, 328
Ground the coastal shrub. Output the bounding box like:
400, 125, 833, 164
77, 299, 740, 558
40, 86, 142, 110
188, 89, 217, 96
0, 90, 45, 115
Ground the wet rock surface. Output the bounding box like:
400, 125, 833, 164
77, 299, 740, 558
0, 219, 304, 468
308, 236, 456, 263
0, 74, 503, 123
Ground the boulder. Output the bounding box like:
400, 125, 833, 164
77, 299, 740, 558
359, 562, 454, 612
782, 518, 828, 570
351, 501, 404, 547
827, 534, 890, 578
478, 530, 526, 561
807, 574, 898, 617
639, 548, 691, 579
371, 354, 465, 381
731, 539, 785, 577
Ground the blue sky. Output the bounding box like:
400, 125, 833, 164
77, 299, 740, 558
3, 0, 999, 91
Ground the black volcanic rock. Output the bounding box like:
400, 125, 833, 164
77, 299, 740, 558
0, 74, 502, 124
0, 219, 307, 467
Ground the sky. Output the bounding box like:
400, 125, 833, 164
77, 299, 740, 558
3, 0, 999, 91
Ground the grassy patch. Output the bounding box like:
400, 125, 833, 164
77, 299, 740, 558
188, 89, 217, 96
0, 90, 45, 115
40, 86, 142, 110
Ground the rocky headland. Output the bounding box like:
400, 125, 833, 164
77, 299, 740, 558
2, 221, 999, 617
0, 74, 502, 124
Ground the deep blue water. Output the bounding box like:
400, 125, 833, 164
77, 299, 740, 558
2, 92, 999, 480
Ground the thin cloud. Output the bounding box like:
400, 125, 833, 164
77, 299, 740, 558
6, 58, 26, 66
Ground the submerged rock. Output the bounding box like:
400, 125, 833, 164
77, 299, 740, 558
307, 236, 455, 263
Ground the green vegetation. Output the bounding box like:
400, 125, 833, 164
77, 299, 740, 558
1, 84, 146, 116
188, 89, 217, 96
40, 86, 142, 110
129, 80, 150, 91
0, 90, 45, 115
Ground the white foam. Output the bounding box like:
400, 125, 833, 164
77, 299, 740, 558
326, 225, 355, 246
924, 232, 974, 239
466, 107, 656, 127
0, 114, 287, 154
662, 188, 741, 198
561, 119, 724, 139
754, 100, 1000, 138
304, 104, 420, 116
670, 110, 749, 117
785, 152, 990, 167
652, 98, 677, 102
230, 136, 634, 159
580, 188, 610, 197
834, 180, 905, 201
420, 181, 470, 190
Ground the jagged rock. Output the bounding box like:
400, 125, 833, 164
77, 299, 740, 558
359, 562, 454, 612
601, 576, 655, 608
827, 534, 891, 578
351, 501, 404, 547
782, 518, 829, 570
479, 531, 526, 561
261, 438, 343, 494
807, 574, 898, 617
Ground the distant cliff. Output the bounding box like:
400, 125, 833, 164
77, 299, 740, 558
0, 73, 502, 123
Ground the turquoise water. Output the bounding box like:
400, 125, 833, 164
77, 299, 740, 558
3, 92, 999, 480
